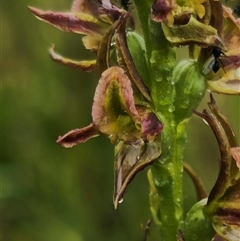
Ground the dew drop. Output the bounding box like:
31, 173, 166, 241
118, 198, 124, 204
159, 157, 169, 164
156, 77, 163, 82
234, 194, 240, 199
202, 119, 209, 126
170, 120, 175, 127
180, 99, 189, 109
168, 105, 175, 113
236, 67, 240, 78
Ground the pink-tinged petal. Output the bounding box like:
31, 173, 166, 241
141, 113, 163, 138
136, 106, 163, 141
49, 45, 96, 72
56, 123, 99, 148
231, 147, 240, 170
151, 0, 174, 23
101, 0, 112, 9
28, 6, 101, 35
92, 66, 140, 130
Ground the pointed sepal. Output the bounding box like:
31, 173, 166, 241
57, 123, 99, 148
113, 137, 161, 209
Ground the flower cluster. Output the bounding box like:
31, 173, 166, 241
29, 0, 163, 208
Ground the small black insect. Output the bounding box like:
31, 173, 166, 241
202, 48, 225, 75
234, 2, 240, 17
121, 0, 131, 11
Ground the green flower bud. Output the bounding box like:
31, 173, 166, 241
172, 60, 206, 124
183, 199, 216, 241
127, 31, 150, 89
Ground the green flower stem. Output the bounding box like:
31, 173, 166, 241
151, 129, 185, 240
134, 3, 207, 240
133, 0, 151, 59
147, 18, 184, 240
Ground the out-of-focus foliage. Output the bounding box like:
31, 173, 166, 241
2, 1, 239, 241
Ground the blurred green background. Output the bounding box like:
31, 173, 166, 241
2, 1, 239, 241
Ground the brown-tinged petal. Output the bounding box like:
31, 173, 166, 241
208, 0, 223, 36
28, 6, 102, 35
49, 45, 96, 72
151, 0, 174, 23
194, 94, 240, 240
177, 230, 185, 241
71, 0, 124, 24
162, 16, 226, 49
116, 10, 152, 102
222, 6, 240, 56
231, 147, 240, 170
96, 18, 121, 75
71, 0, 102, 15
213, 234, 229, 241
113, 138, 161, 209
57, 123, 99, 148
92, 66, 147, 143
211, 214, 240, 241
